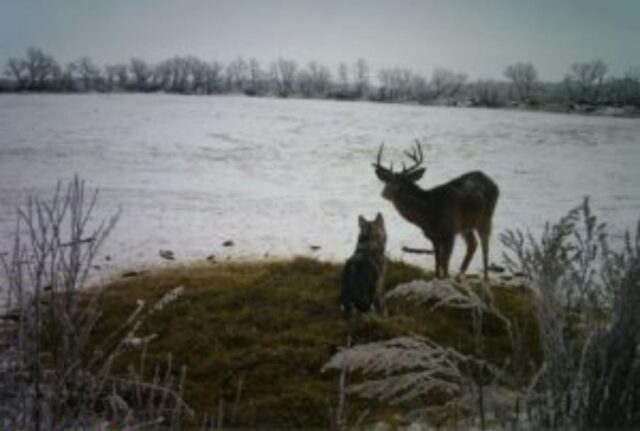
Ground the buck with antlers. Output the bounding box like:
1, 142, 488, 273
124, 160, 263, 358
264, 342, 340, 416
373, 141, 499, 280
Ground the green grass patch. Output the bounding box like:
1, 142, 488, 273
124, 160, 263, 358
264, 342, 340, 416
94, 257, 538, 429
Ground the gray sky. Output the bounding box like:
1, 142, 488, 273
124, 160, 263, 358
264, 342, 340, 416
1, 0, 638, 80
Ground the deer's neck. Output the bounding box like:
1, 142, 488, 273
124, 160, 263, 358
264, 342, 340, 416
390, 184, 436, 234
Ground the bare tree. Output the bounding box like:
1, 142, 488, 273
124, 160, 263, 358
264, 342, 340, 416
377, 68, 394, 101
189, 57, 209, 94
503, 62, 539, 105
49, 62, 63, 91
225, 56, 248, 93
164, 56, 191, 93
377, 68, 415, 101
410, 75, 429, 103
246, 58, 264, 95
270, 58, 297, 97
308, 61, 332, 97
296, 69, 314, 98
430, 68, 468, 101
111, 63, 129, 90
129, 58, 153, 92
623, 67, 640, 107
337, 61, 349, 94
22, 47, 59, 90
74, 56, 102, 92
153, 59, 171, 91
104, 65, 119, 91
53, 62, 75, 92
564, 59, 608, 105
4, 58, 28, 89
205, 61, 224, 94
473, 80, 507, 108
608, 67, 640, 108
156, 56, 209, 94
353, 58, 370, 99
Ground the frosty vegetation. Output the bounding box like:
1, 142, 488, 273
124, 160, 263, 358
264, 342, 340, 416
324, 199, 640, 430
2, 47, 640, 113
0, 177, 194, 430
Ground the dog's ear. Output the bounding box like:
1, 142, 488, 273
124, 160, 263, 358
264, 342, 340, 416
374, 212, 384, 227
358, 215, 366, 229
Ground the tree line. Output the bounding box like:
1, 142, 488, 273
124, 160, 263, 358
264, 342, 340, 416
3, 47, 640, 111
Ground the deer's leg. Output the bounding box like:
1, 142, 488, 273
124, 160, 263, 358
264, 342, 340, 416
432, 240, 441, 279
479, 227, 491, 280
441, 236, 455, 279
459, 231, 478, 278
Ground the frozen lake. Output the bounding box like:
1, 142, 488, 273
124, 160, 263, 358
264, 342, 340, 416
1, 94, 639, 279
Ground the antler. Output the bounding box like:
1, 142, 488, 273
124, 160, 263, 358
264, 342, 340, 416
401, 140, 424, 174
373, 140, 425, 181
373, 142, 393, 174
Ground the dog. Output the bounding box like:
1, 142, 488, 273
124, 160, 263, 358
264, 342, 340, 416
341, 213, 387, 316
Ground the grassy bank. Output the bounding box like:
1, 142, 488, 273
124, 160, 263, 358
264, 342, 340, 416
94, 258, 538, 429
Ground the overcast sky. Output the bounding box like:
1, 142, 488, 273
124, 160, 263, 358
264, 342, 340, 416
1, 0, 638, 81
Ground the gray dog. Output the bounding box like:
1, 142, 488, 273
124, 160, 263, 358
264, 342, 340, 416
341, 213, 387, 316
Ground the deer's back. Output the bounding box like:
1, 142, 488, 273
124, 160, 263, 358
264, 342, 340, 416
429, 171, 499, 232
439, 170, 499, 202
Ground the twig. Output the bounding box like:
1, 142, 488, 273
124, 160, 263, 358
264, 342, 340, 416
401, 246, 434, 255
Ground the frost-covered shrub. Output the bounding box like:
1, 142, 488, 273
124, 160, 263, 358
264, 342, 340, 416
0, 177, 193, 430
502, 198, 640, 429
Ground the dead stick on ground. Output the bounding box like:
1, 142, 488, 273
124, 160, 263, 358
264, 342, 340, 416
402, 246, 434, 255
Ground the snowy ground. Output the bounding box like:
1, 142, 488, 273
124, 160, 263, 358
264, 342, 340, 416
1, 94, 640, 281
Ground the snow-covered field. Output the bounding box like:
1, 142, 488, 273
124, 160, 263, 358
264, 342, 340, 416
1, 94, 639, 280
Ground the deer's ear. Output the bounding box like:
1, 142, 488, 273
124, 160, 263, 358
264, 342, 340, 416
406, 167, 426, 182
358, 215, 366, 228
374, 166, 392, 182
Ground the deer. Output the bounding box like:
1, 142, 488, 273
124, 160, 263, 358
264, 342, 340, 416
372, 140, 499, 280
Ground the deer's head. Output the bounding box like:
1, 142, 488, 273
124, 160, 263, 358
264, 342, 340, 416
372, 140, 426, 201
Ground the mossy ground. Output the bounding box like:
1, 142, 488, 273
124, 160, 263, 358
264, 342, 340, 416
94, 257, 539, 429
